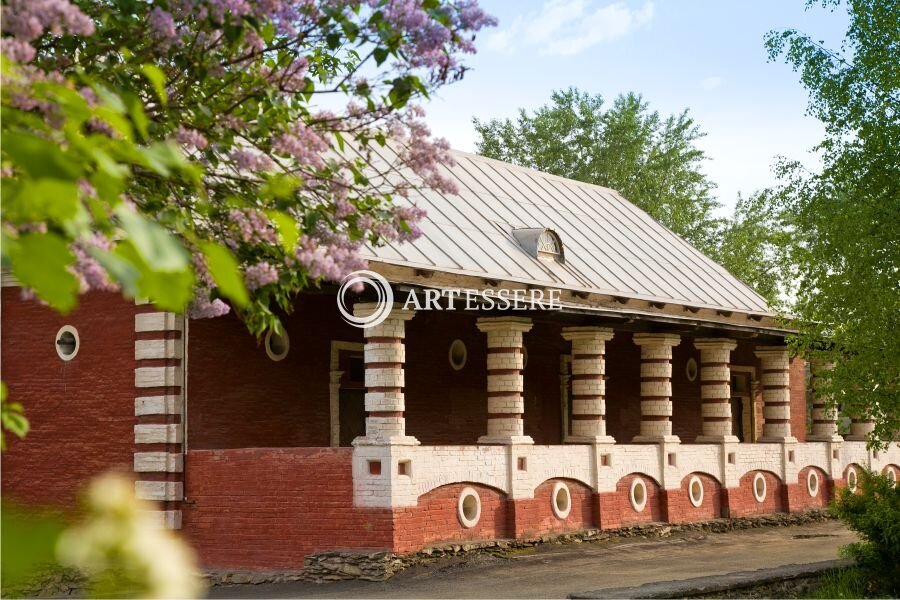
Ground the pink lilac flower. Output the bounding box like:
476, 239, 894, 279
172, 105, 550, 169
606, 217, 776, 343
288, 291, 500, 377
149, 7, 180, 49
295, 233, 367, 282
1, 0, 94, 63
188, 297, 231, 319
228, 209, 279, 245
71, 234, 118, 293
243, 262, 279, 290
272, 121, 328, 168
230, 149, 275, 172
175, 126, 208, 150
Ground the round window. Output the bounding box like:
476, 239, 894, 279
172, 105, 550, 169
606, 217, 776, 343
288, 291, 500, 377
753, 473, 767, 503
883, 466, 897, 485
551, 482, 572, 519
448, 339, 467, 371
846, 466, 858, 492
55, 326, 80, 361
265, 328, 290, 361
457, 487, 481, 528
685, 358, 698, 382
688, 475, 704, 507
629, 478, 648, 512
807, 470, 820, 497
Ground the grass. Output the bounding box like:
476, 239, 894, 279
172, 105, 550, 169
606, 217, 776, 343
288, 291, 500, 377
809, 567, 874, 599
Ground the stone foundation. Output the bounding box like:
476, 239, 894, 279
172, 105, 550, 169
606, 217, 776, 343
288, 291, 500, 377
207, 509, 835, 586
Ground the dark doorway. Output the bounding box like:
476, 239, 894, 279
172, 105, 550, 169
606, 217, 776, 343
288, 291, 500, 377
339, 352, 366, 446
730, 397, 744, 441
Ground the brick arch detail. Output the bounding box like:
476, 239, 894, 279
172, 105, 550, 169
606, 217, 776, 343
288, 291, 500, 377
394, 482, 511, 552
665, 472, 724, 523
728, 469, 785, 517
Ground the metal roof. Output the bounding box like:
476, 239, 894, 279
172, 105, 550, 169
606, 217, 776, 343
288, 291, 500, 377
359, 146, 772, 316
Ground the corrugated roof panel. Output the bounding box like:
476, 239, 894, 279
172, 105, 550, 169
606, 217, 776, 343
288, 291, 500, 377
359, 149, 771, 315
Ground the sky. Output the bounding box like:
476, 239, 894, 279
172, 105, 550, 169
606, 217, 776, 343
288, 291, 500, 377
422, 0, 851, 215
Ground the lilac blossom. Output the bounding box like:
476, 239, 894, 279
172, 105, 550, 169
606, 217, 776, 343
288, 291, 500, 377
175, 126, 208, 150
243, 262, 279, 290
189, 297, 231, 319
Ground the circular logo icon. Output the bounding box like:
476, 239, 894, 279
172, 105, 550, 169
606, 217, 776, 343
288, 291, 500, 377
337, 270, 394, 328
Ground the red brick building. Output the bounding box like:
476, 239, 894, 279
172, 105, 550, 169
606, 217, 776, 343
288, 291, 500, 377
2, 150, 897, 571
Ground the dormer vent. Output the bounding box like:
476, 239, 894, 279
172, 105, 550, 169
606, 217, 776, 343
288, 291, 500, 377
512, 228, 565, 264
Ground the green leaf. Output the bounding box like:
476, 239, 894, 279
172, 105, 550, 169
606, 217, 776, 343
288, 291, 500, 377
6, 179, 80, 225
5, 232, 79, 313
267, 210, 300, 252
115, 206, 189, 272
0, 508, 64, 586
112, 241, 194, 312
201, 242, 249, 308
1, 131, 81, 180
140, 64, 168, 106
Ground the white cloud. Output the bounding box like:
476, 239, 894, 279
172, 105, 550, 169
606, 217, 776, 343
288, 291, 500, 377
700, 76, 724, 92
485, 0, 655, 56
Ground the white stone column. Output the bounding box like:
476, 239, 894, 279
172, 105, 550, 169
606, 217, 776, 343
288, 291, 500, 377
755, 346, 797, 442
694, 338, 739, 443
133, 308, 185, 530
846, 419, 876, 441
562, 327, 615, 443
808, 360, 843, 442
633, 333, 681, 443
353, 303, 418, 446
477, 317, 534, 445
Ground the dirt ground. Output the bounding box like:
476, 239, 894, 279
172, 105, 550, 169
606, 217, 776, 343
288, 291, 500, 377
209, 520, 854, 599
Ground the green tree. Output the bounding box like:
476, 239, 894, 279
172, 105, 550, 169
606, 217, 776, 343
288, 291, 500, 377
715, 191, 794, 306
473, 88, 723, 254
764, 0, 899, 443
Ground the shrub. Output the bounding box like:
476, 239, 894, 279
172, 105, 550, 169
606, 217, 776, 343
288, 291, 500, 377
830, 468, 900, 596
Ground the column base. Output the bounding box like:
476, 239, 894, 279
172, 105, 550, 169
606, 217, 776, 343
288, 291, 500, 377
695, 435, 740, 444
757, 436, 798, 444
807, 434, 844, 443
477, 435, 534, 445
632, 434, 681, 444
565, 435, 616, 445
352, 435, 421, 446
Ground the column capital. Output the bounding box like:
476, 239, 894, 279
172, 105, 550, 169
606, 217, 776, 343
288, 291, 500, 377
354, 302, 416, 321
633, 333, 681, 348
561, 326, 615, 342
754, 346, 789, 360
476, 316, 533, 334
693, 338, 738, 352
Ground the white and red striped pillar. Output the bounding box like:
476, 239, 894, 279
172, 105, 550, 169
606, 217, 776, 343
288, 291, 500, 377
633, 333, 681, 443
354, 303, 418, 446
477, 317, 534, 445
755, 346, 797, 442
808, 360, 843, 442
694, 338, 739, 443
133, 308, 185, 529
561, 326, 615, 443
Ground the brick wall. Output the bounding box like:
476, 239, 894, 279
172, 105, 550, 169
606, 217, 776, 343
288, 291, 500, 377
671, 339, 703, 442
182, 447, 393, 568
790, 357, 808, 442
187, 294, 361, 449
597, 474, 664, 529
663, 472, 723, 522
1, 290, 136, 507
725, 470, 785, 517
392, 482, 510, 552
605, 333, 642, 442
511, 478, 595, 538
785, 466, 830, 512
